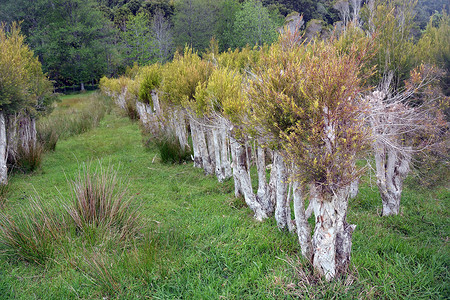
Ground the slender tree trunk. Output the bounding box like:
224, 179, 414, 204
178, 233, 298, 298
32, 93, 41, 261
230, 135, 267, 221
256, 143, 273, 215
206, 128, 216, 173
374, 142, 411, 216
230, 135, 242, 198
80, 82, 85, 91
189, 117, 202, 168
273, 152, 290, 230
196, 121, 214, 175
212, 127, 225, 182
0, 112, 8, 184
172, 108, 189, 151
219, 122, 232, 180
292, 179, 312, 260
273, 150, 293, 231
311, 185, 356, 280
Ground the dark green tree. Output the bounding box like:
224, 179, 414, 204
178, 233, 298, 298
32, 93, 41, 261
172, 0, 221, 52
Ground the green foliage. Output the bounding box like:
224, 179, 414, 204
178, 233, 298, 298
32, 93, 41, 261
415, 11, 450, 95
122, 12, 157, 65
31, 0, 118, 88
173, 0, 221, 52
201, 67, 246, 124
232, 0, 281, 48
249, 36, 371, 188
361, 0, 418, 89
161, 47, 214, 109
0, 22, 53, 114
138, 64, 162, 107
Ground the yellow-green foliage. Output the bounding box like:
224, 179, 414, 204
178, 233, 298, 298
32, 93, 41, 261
415, 12, 450, 68
361, 0, 417, 88
137, 64, 162, 108
99, 76, 121, 95
202, 67, 246, 124
0, 22, 53, 114
161, 47, 214, 110
249, 38, 370, 189
217, 46, 264, 72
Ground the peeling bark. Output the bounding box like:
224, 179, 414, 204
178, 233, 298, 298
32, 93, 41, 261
0, 112, 7, 184
293, 180, 312, 259
230, 136, 267, 221
189, 118, 202, 168
374, 142, 411, 216
311, 185, 355, 280
206, 128, 216, 173
196, 121, 214, 175
256, 143, 273, 215
273, 151, 293, 231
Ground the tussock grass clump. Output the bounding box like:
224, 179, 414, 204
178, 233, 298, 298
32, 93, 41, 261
66, 164, 141, 242
36, 121, 59, 151
124, 96, 139, 121
14, 142, 44, 172
0, 198, 67, 264
156, 134, 192, 164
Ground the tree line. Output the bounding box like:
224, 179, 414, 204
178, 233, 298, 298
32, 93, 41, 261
0, 0, 447, 89
99, 0, 448, 280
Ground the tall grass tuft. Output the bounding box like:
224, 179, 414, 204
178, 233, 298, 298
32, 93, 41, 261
0, 198, 67, 264
149, 129, 192, 164
66, 164, 141, 242
78, 250, 123, 297
15, 142, 44, 173
124, 97, 139, 121
36, 121, 59, 151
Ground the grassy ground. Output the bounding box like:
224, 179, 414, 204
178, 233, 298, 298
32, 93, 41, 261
0, 98, 448, 299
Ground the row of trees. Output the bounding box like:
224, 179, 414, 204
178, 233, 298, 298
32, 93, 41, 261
0, 0, 446, 89
100, 1, 448, 280
0, 23, 55, 184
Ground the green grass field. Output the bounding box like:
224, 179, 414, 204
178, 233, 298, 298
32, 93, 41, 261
0, 94, 448, 299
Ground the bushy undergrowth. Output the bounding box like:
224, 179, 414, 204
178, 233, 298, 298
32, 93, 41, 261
37, 92, 110, 151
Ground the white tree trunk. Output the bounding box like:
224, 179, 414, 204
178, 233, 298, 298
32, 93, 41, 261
273, 150, 293, 231
292, 180, 312, 260
172, 109, 189, 151
189, 118, 202, 168
0, 112, 8, 184
230, 136, 267, 221
311, 185, 356, 280
219, 124, 232, 180
212, 126, 225, 182
117, 87, 127, 110
230, 136, 243, 198
196, 121, 214, 175
256, 143, 273, 215
206, 128, 216, 173
151, 90, 162, 118
374, 142, 411, 216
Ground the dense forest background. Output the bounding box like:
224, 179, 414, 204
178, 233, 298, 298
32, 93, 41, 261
0, 0, 447, 88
